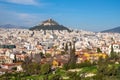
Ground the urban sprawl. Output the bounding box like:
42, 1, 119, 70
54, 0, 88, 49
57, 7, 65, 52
0, 28, 120, 78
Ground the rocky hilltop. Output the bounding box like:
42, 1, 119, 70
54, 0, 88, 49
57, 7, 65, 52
29, 19, 70, 31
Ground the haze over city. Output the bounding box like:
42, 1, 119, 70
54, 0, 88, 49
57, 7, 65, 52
0, 0, 120, 31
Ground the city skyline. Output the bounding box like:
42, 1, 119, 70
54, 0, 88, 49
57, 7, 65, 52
0, 0, 120, 31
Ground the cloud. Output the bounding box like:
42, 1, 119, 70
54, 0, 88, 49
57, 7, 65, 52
0, 10, 52, 27
2, 0, 39, 5
16, 13, 40, 26
0, 11, 36, 26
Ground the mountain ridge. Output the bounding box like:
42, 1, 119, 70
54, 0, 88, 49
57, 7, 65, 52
0, 24, 28, 29
101, 26, 120, 33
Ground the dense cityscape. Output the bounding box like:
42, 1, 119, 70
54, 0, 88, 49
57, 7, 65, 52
0, 19, 120, 80
0, 0, 120, 79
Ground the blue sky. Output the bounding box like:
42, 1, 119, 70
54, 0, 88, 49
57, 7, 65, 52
0, 0, 120, 31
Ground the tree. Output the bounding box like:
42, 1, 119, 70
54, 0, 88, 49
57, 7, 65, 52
76, 61, 93, 68
64, 42, 77, 69
61, 51, 65, 55
22, 62, 41, 75
45, 53, 51, 58
109, 45, 119, 61
69, 42, 76, 69
34, 54, 41, 63
63, 63, 69, 70
13, 54, 17, 63
65, 43, 68, 54
67, 71, 81, 80
41, 63, 51, 75
40, 52, 44, 58
22, 56, 31, 75
97, 48, 102, 53
110, 45, 114, 57
95, 57, 120, 80
50, 74, 61, 80
43, 75, 49, 80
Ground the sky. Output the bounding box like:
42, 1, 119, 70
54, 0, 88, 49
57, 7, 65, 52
0, 0, 120, 31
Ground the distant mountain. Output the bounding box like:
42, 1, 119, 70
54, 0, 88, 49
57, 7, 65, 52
0, 24, 28, 29
29, 19, 70, 31
101, 26, 120, 33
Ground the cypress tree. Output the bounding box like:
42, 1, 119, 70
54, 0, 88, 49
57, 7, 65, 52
69, 42, 76, 69
65, 43, 68, 54
110, 45, 114, 57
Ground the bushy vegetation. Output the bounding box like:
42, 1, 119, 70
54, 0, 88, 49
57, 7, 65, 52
1, 44, 120, 80
30, 25, 70, 31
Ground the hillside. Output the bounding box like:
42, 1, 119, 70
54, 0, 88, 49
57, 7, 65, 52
29, 19, 70, 31
102, 26, 120, 33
